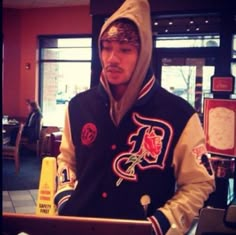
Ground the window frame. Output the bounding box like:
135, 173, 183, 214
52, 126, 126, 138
38, 34, 92, 127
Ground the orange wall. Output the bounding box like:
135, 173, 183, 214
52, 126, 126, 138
2, 9, 21, 118
3, 6, 92, 118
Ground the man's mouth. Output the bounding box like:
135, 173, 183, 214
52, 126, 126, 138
106, 66, 122, 73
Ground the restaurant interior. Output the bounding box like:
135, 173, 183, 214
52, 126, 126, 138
2, 0, 236, 234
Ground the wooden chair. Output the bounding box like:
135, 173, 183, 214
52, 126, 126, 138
39, 126, 60, 158
50, 131, 62, 156
3, 123, 24, 174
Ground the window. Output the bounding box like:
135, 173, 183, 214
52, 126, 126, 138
161, 62, 214, 109
231, 34, 236, 97
39, 36, 92, 127
154, 35, 218, 114
155, 35, 220, 48
232, 34, 236, 59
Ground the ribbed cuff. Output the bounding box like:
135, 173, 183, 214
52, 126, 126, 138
148, 210, 170, 235
54, 189, 73, 215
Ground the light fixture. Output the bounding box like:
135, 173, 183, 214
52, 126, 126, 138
25, 63, 31, 70
168, 19, 173, 25
189, 18, 194, 24
204, 17, 209, 24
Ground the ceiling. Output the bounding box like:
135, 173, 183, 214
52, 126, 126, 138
3, 0, 90, 9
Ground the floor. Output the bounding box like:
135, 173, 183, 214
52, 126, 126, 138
2, 189, 38, 214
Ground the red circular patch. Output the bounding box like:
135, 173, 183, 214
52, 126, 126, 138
81, 123, 97, 146
102, 192, 108, 198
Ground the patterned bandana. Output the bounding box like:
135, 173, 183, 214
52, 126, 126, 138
101, 19, 140, 48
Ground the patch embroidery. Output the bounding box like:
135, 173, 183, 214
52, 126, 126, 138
81, 123, 97, 146
58, 166, 76, 188
113, 113, 173, 186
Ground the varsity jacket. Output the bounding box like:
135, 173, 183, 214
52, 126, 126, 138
54, 0, 215, 234
54, 74, 215, 234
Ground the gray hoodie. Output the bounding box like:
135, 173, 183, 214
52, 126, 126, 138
98, 0, 152, 125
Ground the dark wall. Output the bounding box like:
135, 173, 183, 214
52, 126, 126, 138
90, 0, 236, 16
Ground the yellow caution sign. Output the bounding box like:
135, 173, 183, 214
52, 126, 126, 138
36, 157, 57, 215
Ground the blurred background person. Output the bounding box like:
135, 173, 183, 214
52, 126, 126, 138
10, 100, 42, 145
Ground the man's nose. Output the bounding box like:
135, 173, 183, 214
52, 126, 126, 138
108, 51, 120, 63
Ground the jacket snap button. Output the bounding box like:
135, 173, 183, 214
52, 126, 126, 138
111, 144, 116, 150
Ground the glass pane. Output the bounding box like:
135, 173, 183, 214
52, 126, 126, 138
232, 35, 236, 59
161, 65, 196, 106
161, 57, 215, 113
41, 62, 91, 127
202, 66, 214, 94
231, 62, 236, 94
58, 38, 91, 47
41, 38, 91, 48
42, 48, 91, 60
155, 35, 220, 48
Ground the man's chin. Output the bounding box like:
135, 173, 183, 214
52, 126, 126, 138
107, 76, 121, 84
108, 81, 122, 86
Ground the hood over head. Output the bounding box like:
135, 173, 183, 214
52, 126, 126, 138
99, 0, 152, 125
101, 18, 140, 49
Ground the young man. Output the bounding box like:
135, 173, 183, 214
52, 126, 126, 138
54, 0, 215, 234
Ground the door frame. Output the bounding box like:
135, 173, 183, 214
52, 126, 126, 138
152, 47, 219, 83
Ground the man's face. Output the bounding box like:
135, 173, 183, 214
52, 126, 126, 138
101, 40, 138, 86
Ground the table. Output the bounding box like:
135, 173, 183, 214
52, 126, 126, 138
2, 129, 10, 145
3, 120, 20, 146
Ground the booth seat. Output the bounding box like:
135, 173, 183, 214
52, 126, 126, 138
50, 131, 62, 157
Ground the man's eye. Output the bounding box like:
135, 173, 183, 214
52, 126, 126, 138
121, 48, 132, 53
103, 46, 112, 51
